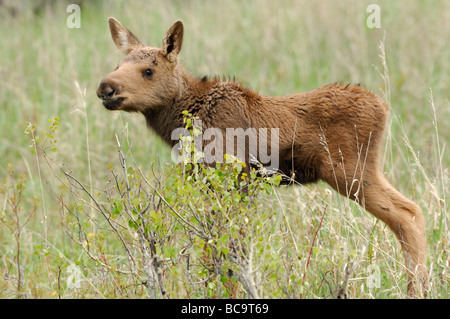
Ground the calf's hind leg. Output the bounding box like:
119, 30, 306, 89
359, 172, 427, 297
323, 168, 428, 297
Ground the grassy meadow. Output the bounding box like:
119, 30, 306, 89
0, 0, 448, 299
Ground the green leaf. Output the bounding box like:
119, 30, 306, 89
128, 219, 138, 230
220, 275, 229, 283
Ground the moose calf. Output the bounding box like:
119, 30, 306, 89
97, 18, 427, 298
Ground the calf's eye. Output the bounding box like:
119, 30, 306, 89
143, 69, 153, 78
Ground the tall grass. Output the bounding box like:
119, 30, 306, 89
0, 0, 448, 298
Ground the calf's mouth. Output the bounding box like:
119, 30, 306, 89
102, 97, 125, 110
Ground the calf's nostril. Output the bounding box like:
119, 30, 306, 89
97, 82, 117, 100
106, 87, 115, 98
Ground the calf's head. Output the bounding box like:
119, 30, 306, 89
97, 18, 184, 113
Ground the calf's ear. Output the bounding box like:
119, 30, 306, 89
161, 21, 184, 62
108, 17, 144, 55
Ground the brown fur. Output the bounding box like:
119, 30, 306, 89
97, 18, 428, 298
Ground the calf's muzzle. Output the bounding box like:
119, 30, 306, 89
97, 80, 117, 100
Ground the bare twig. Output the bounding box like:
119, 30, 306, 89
335, 262, 355, 299
300, 206, 327, 298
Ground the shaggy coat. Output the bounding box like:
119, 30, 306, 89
97, 18, 427, 297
